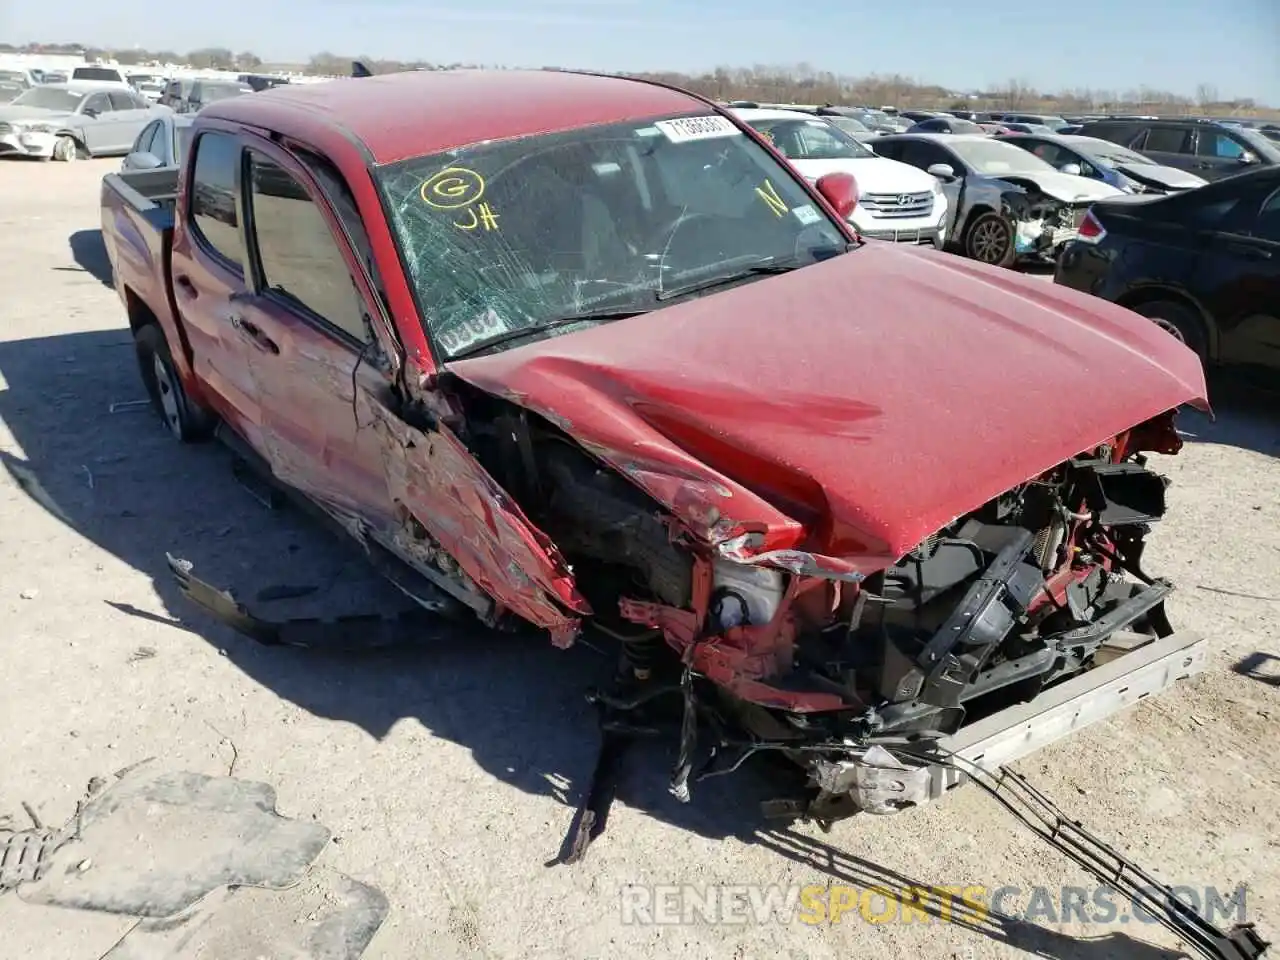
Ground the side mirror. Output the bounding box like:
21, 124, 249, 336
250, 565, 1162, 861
1059, 162, 1082, 176
814, 171, 858, 220
82, 107, 98, 118
1239, 151, 1258, 164
125, 151, 163, 170
927, 163, 956, 181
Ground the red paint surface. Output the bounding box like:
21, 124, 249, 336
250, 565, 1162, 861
451, 242, 1207, 570
203, 70, 707, 166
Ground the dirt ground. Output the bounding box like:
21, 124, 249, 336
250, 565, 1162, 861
1, 156, 1277, 960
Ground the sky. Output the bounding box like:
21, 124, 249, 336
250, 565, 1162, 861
3, 0, 1279, 104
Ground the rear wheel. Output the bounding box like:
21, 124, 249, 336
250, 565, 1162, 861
134, 324, 215, 442
1132, 300, 1208, 362
964, 211, 1016, 267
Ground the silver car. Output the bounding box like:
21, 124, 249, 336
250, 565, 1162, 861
997, 132, 1208, 194
0, 83, 171, 161
121, 114, 194, 171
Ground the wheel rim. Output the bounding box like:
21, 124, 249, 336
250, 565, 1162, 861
1151, 317, 1186, 343
58, 138, 76, 162
970, 219, 1010, 263
152, 353, 183, 438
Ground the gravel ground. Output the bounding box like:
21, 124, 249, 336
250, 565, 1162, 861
1, 156, 1277, 960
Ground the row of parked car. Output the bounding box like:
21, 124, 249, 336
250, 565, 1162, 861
720, 100, 1280, 269
0, 65, 265, 163
723, 101, 1277, 382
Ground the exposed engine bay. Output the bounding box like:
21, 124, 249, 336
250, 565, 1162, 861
451, 381, 1178, 767
999, 182, 1089, 260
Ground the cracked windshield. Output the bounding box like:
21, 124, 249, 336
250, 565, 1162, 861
377, 113, 847, 359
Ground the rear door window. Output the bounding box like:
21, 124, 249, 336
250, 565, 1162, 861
1250, 188, 1280, 241
82, 92, 112, 115
1140, 127, 1193, 154
134, 121, 160, 155
1196, 132, 1246, 159
189, 131, 244, 270
1021, 139, 1066, 165
108, 91, 140, 111
897, 140, 951, 170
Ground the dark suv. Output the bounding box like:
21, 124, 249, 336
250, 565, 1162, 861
1078, 118, 1280, 181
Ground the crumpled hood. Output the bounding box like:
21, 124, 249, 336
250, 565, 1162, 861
1116, 163, 1207, 191
0, 105, 72, 124
447, 243, 1206, 572
997, 169, 1124, 203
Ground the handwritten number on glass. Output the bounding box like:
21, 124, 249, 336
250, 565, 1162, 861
756, 179, 787, 217
454, 202, 501, 231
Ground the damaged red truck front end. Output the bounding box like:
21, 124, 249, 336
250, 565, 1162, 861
98, 69, 1272, 959
437, 241, 1208, 795
103, 68, 1208, 829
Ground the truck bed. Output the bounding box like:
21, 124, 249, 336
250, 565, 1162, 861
103, 168, 179, 220
100, 167, 179, 339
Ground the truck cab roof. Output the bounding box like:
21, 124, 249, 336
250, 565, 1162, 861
200, 68, 711, 165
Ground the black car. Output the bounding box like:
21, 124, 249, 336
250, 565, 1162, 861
906, 116, 986, 134
998, 112, 1070, 132
897, 109, 944, 124
1078, 118, 1280, 181
1055, 166, 1280, 379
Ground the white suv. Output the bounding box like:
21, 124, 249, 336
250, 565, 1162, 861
732, 108, 949, 247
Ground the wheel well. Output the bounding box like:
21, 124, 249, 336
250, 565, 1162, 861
124, 287, 158, 336
958, 204, 995, 240
55, 131, 87, 154
1114, 288, 1215, 359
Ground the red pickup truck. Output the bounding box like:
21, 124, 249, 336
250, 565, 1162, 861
99, 68, 1237, 888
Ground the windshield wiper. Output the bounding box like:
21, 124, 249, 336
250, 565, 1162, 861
656, 256, 819, 302
448, 308, 650, 360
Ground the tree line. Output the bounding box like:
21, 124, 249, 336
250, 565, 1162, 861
1, 43, 1271, 116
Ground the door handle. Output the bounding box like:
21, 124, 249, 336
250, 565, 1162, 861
230, 314, 280, 354
174, 274, 197, 299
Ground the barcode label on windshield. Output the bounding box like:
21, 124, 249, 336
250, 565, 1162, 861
654, 116, 741, 143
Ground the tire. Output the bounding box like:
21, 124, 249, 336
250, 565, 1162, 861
1132, 300, 1209, 362
963, 211, 1016, 268
134, 324, 215, 442
52, 135, 80, 162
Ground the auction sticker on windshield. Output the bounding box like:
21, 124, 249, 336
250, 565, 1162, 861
655, 116, 741, 143
792, 204, 822, 225
438, 307, 511, 355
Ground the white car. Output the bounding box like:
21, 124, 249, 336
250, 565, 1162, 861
731, 107, 949, 247
0, 83, 170, 161
69, 65, 131, 88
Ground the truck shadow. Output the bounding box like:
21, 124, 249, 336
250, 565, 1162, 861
67, 228, 115, 287
1232, 651, 1280, 688
0, 327, 779, 844
749, 828, 1188, 960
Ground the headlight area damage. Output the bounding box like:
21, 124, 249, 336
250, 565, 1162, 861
998, 182, 1090, 260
